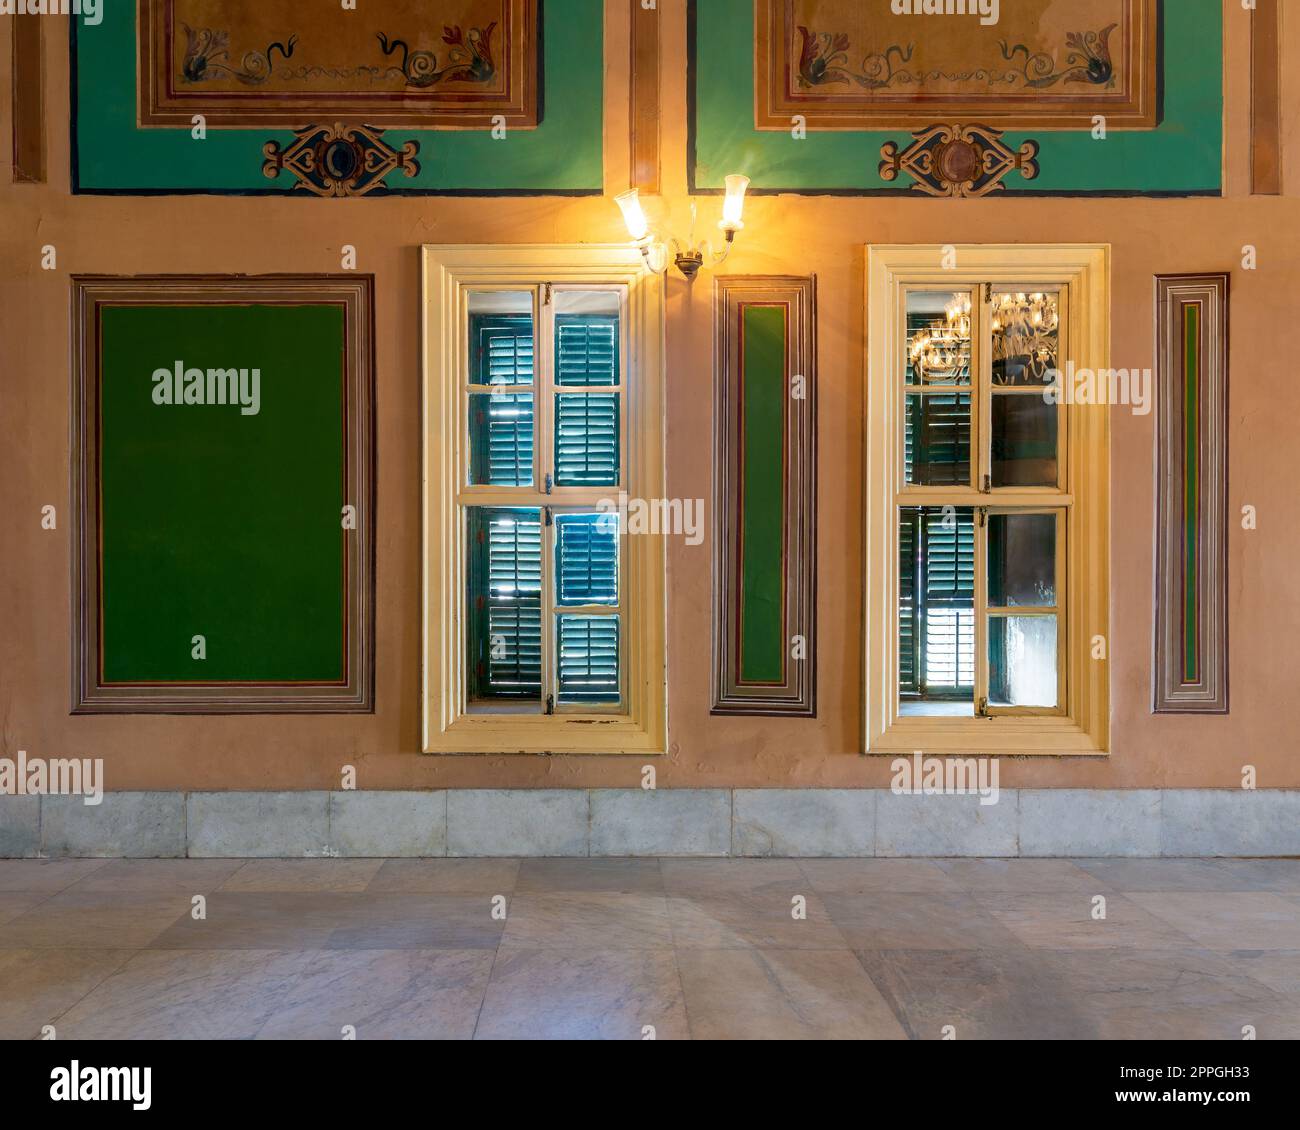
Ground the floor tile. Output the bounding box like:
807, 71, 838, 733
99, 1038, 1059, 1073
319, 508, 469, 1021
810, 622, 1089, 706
367, 859, 520, 894
936, 859, 1099, 893
668, 887, 847, 950
0, 891, 192, 949
978, 892, 1200, 950
677, 949, 907, 1040
855, 948, 1096, 1040
149, 892, 358, 950
0, 949, 135, 1039
0, 860, 111, 893
0, 891, 52, 926
68, 859, 245, 893
255, 949, 495, 1040
798, 859, 961, 895
52, 949, 311, 1039
474, 947, 688, 1040
661, 859, 805, 896
326, 894, 507, 950
824, 892, 1024, 951
502, 893, 673, 949
515, 858, 664, 894
1041, 947, 1279, 1013
1222, 949, 1300, 996
219, 859, 384, 893
1128, 892, 1300, 951
1072, 858, 1257, 892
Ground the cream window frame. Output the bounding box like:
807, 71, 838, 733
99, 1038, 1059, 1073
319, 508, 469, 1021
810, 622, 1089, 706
865, 245, 1110, 756
422, 245, 666, 755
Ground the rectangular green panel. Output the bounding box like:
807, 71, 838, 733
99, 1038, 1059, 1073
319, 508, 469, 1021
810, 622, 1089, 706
692, 0, 1222, 195
73, 1, 603, 193
1182, 303, 1201, 684
738, 305, 787, 684
99, 304, 345, 682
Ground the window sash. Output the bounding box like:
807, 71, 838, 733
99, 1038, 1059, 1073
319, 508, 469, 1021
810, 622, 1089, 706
896, 282, 1070, 718
459, 285, 629, 717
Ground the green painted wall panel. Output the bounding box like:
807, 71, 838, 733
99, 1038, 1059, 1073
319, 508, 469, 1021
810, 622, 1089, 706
692, 0, 1222, 195
738, 305, 787, 685
73, 1, 603, 193
99, 304, 346, 682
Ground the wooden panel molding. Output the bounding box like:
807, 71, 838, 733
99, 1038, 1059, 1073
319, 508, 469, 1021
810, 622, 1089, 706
11, 14, 44, 183
1153, 274, 1229, 715
712, 276, 817, 717
71, 276, 376, 714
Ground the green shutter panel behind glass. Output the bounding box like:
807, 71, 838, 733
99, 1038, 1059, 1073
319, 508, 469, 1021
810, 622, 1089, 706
555, 514, 618, 606
469, 314, 536, 487
556, 615, 620, 705
472, 314, 535, 385
556, 314, 619, 386
554, 514, 620, 705
899, 512, 919, 693
922, 510, 975, 692
467, 507, 542, 701
554, 314, 620, 486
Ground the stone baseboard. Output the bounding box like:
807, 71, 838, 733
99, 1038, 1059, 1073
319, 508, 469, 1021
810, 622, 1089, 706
2, 789, 1298, 859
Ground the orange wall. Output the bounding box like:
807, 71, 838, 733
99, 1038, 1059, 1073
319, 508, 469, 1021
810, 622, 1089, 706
2, 3, 1298, 791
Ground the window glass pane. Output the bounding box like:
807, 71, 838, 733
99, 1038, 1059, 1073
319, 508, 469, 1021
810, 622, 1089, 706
556, 614, 620, 706
988, 513, 1056, 608
906, 291, 973, 386
556, 315, 619, 386
555, 393, 620, 486
468, 292, 534, 386
899, 506, 975, 715
554, 291, 621, 388
466, 507, 542, 703
992, 394, 1058, 487
992, 290, 1060, 387
555, 513, 619, 606
989, 615, 1058, 708
905, 392, 971, 486
468, 392, 534, 487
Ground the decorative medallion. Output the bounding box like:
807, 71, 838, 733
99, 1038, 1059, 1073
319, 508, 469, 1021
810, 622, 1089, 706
879, 123, 1040, 197
263, 123, 421, 197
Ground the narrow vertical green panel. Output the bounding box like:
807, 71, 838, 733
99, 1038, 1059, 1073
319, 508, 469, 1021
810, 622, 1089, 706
738, 305, 787, 684
1182, 303, 1201, 684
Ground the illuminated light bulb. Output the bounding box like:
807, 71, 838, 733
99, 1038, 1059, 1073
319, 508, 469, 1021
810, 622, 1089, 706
615, 188, 650, 242
720, 174, 750, 232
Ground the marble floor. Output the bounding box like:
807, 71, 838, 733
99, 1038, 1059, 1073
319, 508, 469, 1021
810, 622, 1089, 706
1, 857, 1298, 1040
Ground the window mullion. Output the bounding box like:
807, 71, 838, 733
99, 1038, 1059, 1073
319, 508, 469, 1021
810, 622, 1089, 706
974, 286, 992, 713
538, 284, 556, 709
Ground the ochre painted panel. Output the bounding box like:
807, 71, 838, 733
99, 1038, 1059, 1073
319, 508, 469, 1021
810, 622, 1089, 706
756, 0, 1159, 130
139, 0, 538, 128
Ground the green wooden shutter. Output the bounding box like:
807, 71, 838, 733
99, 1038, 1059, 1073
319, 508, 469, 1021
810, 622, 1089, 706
469, 392, 534, 487
899, 511, 919, 693
554, 393, 620, 486
556, 615, 620, 705
471, 314, 535, 385
556, 314, 619, 386
467, 507, 542, 702
555, 514, 618, 606
921, 509, 975, 693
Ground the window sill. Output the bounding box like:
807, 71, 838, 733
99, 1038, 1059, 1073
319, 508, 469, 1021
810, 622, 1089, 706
423, 712, 665, 756
868, 715, 1109, 757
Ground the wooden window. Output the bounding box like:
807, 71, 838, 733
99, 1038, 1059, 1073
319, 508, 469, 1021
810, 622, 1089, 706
865, 246, 1110, 754
422, 246, 665, 754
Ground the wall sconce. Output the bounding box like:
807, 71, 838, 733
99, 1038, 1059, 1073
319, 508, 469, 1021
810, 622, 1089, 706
615, 175, 750, 281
